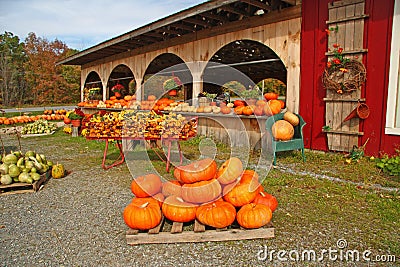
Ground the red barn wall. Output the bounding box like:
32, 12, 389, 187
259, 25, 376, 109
300, 0, 399, 156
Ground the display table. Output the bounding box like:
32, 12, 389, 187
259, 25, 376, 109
86, 136, 184, 171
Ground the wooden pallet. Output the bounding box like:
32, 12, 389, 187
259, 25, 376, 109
126, 217, 274, 245
0, 170, 51, 195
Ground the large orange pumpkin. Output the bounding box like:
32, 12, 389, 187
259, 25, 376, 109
162, 180, 182, 197
272, 120, 294, 141
181, 178, 222, 204
234, 100, 246, 107
236, 203, 272, 229
216, 157, 243, 185
162, 196, 197, 222
234, 106, 245, 115
175, 158, 217, 184
253, 191, 278, 212
242, 105, 254, 116
223, 175, 259, 207
130, 174, 162, 197
123, 200, 162, 230
196, 200, 236, 228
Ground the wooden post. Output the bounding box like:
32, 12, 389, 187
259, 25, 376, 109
72, 127, 79, 137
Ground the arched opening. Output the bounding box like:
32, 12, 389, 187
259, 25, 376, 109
107, 64, 135, 99
83, 71, 102, 101
203, 40, 287, 103
143, 53, 192, 101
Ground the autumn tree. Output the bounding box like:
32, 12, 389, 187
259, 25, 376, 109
24, 32, 80, 105
0, 31, 28, 106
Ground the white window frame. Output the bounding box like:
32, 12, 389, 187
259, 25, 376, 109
386, 0, 400, 135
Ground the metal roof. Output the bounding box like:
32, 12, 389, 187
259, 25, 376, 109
57, 0, 300, 66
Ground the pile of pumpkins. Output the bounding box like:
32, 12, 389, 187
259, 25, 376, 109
123, 157, 278, 230
271, 111, 300, 141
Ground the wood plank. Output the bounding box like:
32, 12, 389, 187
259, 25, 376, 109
323, 98, 365, 102
323, 129, 364, 135
326, 14, 368, 24
126, 226, 274, 245
170, 222, 183, 234
194, 219, 206, 232
328, 0, 365, 9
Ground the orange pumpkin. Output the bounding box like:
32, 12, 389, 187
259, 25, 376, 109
253, 106, 264, 116
236, 203, 272, 229
256, 100, 267, 107
234, 100, 246, 107
278, 99, 285, 109
223, 172, 260, 207
196, 200, 236, 228
162, 180, 182, 197
130, 174, 162, 197
216, 157, 243, 185
162, 196, 197, 222
264, 92, 279, 101
264, 100, 281, 116
234, 106, 245, 115
181, 178, 222, 204
123, 199, 162, 230
63, 117, 71, 124
110, 96, 117, 101
253, 191, 278, 212
175, 158, 217, 184
272, 120, 294, 141
242, 105, 255, 116
124, 95, 132, 101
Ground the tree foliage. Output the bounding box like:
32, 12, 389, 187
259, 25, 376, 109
0, 31, 80, 107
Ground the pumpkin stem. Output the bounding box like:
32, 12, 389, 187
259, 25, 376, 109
260, 191, 266, 197
176, 197, 184, 202
140, 202, 149, 208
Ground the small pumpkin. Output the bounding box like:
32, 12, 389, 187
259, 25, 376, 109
242, 105, 254, 116
196, 200, 236, 228
162, 195, 197, 222
240, 170, 262, 193
264, 92, 279, 101
253, 191, 278, 212
52, 163, 65, 179
130, 173, 162, 197
272, 120, 294, 141
181, 178, 222, 204
216, 157, 243, 185
175, 158, 217, 184
147, 95, 157, 101
123, 200, 162, 230
253, 106, 264, 116
283, 111, 299, 126
233, 100, 246, 107
236, 203, 272, 229
220, 106, 232, 114
264, 100, 281, 116
234, 106, 245, 115
162, 179, 182, 197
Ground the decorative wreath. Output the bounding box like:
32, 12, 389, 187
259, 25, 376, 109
323, 59, 366, 94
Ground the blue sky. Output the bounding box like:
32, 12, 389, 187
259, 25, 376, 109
0, 0, 206, 51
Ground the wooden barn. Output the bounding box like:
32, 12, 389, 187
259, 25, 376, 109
58, 0, 400, 156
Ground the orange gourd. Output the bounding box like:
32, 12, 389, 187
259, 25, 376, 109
123, 199, 162, 230
264, 92, 279, 101
162, 196, 197, 222
196, 200, 236, 228
175, 158, 217, 184
162, 180, 182, 197
181, 178, 222, 204
253, 191, 278, 212
272, 120, 294, 141
130, 174, 162, 197
236, 203, 272, 229
216, 157, 243, 185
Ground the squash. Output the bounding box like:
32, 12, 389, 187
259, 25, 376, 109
264, 92, 279, 101
234, 106, 245, 115
51, 163, 65, 179
252, 191, 278, 212
123, 200, 162, 230
196, 200, 236, 228
283, 111, 299, 126
162, 196, 197, 222
272, 120, 294, 141
162, 179, 182, 197
216, 157, 243, 185
181, 178, 222, 204
175, 158, 217, 184
242, 105, 254, 116
236, 203, 272, 229
130, 173, 162, 197
223, 173, 260, 207
220, 106, 232, 114
264, 100, 281, 116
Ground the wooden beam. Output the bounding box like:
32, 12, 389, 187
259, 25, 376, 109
183, 17, 210, 27
220, 5, 251, 17
240, 0, 272, 11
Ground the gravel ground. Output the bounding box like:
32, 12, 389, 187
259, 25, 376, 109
0, 132, 397, 267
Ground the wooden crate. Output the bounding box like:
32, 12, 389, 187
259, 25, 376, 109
0, 170, 51, 196
126, 217, 274, 245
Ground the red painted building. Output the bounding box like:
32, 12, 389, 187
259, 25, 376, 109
300, 0, 399, 156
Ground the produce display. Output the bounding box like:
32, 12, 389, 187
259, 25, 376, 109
20, 119, 58, 135
84, 110, 197, 139
0, 110, 67, 125
123, 157, 278, 230
0, 151, 53, 185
